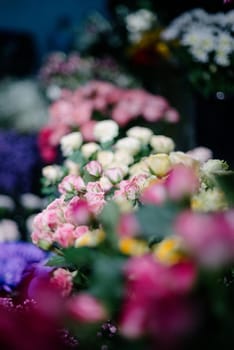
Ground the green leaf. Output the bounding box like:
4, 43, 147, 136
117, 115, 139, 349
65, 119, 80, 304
89, 254, 125, 313
214, 171, 234, 207
99, 201, 120, 250
63, 247, 95, 268
46, 255, 67, 267
69, 150, 86, 166
136, 202, 180, 241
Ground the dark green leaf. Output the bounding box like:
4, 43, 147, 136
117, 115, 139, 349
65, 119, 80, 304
215, 171, 234, 206
99, 201, 120, 250
46, 255, 67, 267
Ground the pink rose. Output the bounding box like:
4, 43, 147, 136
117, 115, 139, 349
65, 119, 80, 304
67, 293, 107, 323
85, 161, 103, 177
64, 198, 92, 225
105, 167, 124, 184
166, 165, 199, 200
54, 223, 76, 247
51, 268, 73, 297
58, 175, 86, 194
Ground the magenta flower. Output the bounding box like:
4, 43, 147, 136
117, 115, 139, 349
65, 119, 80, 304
175, 210, 234, 268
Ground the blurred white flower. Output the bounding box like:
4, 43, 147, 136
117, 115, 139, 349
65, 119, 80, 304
0, 195, 15, 211
0, 219, 20, 242
20, 193, 44, 210
60, 132, 83, 156
94, 120, 119, 143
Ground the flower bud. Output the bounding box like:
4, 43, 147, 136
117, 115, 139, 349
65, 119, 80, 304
85, 160, 103, 177
115, 137, 141, 156
105, 167, 124, 184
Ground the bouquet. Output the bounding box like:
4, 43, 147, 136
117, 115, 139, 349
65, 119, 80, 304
29, 119, 234, 348
161, 9, 234, 97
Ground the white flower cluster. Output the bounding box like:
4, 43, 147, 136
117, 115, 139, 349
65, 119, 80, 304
162, 9, 234, 67
125, 9, 157, 43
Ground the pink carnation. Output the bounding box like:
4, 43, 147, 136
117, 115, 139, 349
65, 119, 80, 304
51, 268, 73, 297
54, 223, 76, 247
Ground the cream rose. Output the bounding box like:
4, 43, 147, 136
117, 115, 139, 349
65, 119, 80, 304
42, 165, 63, 183
60, 132, 83, 156
146, 153, 171, 177
115, 137, 141, 156
127, 126, 153, 145
93, 120, 119, 143
150, 135, 175, 153
81, 142, 100, 159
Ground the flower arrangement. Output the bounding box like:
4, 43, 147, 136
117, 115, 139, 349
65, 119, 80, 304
29, 118, 234, 348
39, 52, 139, 100
161, 9, 234, 97
38, 82, 179, 163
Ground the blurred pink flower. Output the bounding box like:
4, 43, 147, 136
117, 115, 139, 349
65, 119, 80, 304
51, 268, 73, 297
117, 213, 140, 237
54, 223, 76, 247
166, 165, 199, 200
64, 197, 92, 225
175, 210, 234, 267
58, 175, 86, 194
67, 293, 107, 323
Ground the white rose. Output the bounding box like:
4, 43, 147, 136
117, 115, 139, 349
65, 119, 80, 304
169, 151, 199, 170
114, 150, 134, 165
97, 151, 114, 168
129, 160, 150, 176
127, 126, 153, 145
146, 153, 171, 177
115, 137, 141, 156
42, 165, 63, 183
94, 120, 119, 143
60, 132, 83, 156
81, 142, 100, 159
150, 135, 175, 153
201, 159, 229, 175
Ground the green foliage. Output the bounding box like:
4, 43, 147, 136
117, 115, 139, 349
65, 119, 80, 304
215, 171, 234, 207
99, 201, 120, 250
136, 202, 180, 242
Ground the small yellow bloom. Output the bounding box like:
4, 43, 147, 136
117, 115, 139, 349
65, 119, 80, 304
155, 42, 170, 58
153, 237, 184, 265
119, 238, 148, 256
146, 153, 171, 177
75, 229, 105, 248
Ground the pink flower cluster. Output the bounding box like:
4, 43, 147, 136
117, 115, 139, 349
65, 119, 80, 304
32, 159, 151, 248
39, 81, 179, 162
141, 165, 200, 205
119, 255, 197, 344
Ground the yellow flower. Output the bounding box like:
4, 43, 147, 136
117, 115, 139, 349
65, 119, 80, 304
146, 153, 171, 177
119, 238, 148, 256
75, 229, 105, 248
153, 237, 184, 265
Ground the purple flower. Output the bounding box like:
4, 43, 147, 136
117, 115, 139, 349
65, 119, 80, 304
0, 242, 47, 291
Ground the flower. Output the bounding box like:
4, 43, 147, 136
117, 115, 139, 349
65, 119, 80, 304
150, 135, 175, 154
115, 137, 141, 156
42, 165, 63, 183
81, 142, 100, 158
93, 120, 119, 143
85, 161, 103, 177
105, 167, 124, 184
67, 293, 107, 323
146, 153, 171, 177
127, 126, 153, 145
0, 242, 46, 291
50, 268, 73, 297
60, 132, 83, 156
0, 220, 20, 242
